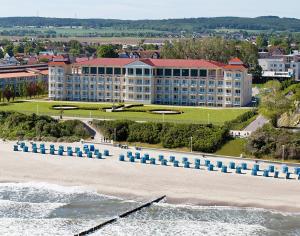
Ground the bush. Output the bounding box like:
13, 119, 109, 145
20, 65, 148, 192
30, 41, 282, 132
246, 124, 300, 160
0, 111, 90, 141
92, 120, 229, 153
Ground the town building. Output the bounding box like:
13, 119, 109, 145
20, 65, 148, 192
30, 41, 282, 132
258, 50, 300, 81
0, 64, 48, 94
48, 58, 252, 107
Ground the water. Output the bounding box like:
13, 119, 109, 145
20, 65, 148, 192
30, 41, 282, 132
0, 183, 299, 236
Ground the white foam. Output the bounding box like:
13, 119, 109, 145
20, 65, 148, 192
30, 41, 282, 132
0, 200, 65, 218
0, 218, 99, 236
95, 219, 271, 236
0, 182, 121, 203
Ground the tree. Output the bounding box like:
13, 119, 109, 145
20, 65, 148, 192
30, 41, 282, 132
256, 35, 268, 48
97, 45, 118, 58
13, 44, 24, 55
69, 48, 80, 57
4, 44, 14, 56
0, 49, 4, 59
3, 86, 13, 102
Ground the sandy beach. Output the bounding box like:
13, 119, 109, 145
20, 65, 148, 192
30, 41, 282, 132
0, 140, 300, 213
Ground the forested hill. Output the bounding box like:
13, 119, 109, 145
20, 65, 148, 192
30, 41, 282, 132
1, 16, 300, 32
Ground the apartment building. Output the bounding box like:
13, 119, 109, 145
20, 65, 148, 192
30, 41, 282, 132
49, 58, 252, 107
0, 64, 48, 94
258, 50, 300, 81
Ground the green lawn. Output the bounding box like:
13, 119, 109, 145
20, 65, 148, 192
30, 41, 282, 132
0, 100, 249, 125
215, 139, 247, 157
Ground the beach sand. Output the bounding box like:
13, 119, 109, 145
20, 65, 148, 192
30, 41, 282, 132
0, 140, 299, 213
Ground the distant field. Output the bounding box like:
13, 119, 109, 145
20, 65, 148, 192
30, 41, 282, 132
0, 26, 169, 38
0, 101, 249, 125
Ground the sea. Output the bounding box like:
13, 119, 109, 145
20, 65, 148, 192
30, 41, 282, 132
0, 182, 299, 236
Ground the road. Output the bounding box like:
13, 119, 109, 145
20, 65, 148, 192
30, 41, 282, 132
243, 115, 269, 132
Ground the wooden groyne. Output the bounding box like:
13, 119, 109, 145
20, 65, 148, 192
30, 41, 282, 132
74, 195, 166, 236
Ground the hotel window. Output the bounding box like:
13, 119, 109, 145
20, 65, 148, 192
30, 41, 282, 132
98, 67, 105, 74
144, 68, 150, 76
128, 68, 134, 75
122, 68, 126, 74
236, 73, 241, 78
218, 88, 223, 93
209, 81, 215, 86
191, 69, 198, 77
114, 68, 121, 75
199, 69, 207, 77
226, 82, 232, 86
218, 81, 223, 86
199, 88, 205, 93
165, 69, 172, 76
208, 70, 216, 77
226, 89, 231, 94
82, 67, 89, 74
90, 67, 97, 75
226, 72, 232, 77
208, 88, 214, 93
144, 80, 150, 85
182, 69, 189, 77
217, 97, 223, 101
235, 82, 241, 87
106, 67, 113, 75
173, 69, 180, 77
191, 80, 197, 85
199, 80, 206, 86
235, 90, 241, 95
157, 69, 164, 76
136, 68, 143, 75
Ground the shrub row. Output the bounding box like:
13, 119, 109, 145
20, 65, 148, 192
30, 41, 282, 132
0, 111, 90, 141
92, 120, 229, 153
246, 124, 300, 160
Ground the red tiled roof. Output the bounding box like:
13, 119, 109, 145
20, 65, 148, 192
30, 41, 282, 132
0, 72, 37, 79
229, 57, 244, 65
39, 70, 49, 75
77, 58, 135, 67
223, 64, 247, 70
48, 61, 70, 66
141, 59, 225, 68
77, 58, 226, 69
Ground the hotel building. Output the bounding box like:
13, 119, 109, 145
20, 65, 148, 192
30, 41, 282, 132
0, 64, 48, 95
49, 58, 252, 107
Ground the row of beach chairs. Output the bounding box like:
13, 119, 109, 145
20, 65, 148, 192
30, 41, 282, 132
119, 152, 300, 180
14, 142, 110, 159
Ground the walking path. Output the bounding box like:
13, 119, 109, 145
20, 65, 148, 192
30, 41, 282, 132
243, 115, 269, 132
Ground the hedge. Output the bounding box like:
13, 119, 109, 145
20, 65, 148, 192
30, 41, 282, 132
92, 120, 229, 153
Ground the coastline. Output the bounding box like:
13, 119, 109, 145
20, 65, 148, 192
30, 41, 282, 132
1, 140, 300, 213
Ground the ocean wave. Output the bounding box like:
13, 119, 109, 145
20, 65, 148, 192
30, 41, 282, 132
0, 182, 120, 203
0, 200, 65, 218
96, 219, 271, 236
0, 218, 99, 236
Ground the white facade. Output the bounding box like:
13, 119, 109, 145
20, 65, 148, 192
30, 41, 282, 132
259, 51, 300, 81
49, 59, 252, 107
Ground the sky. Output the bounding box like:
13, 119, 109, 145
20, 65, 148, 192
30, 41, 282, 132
0, 0, 299, 20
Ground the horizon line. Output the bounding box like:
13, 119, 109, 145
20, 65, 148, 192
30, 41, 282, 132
0, 15, 299, 21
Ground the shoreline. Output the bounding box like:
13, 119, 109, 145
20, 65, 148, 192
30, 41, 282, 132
1, 140, 300, 213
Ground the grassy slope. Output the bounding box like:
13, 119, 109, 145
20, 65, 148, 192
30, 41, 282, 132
215, 139, 247, 157
0, 101, 249, 125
